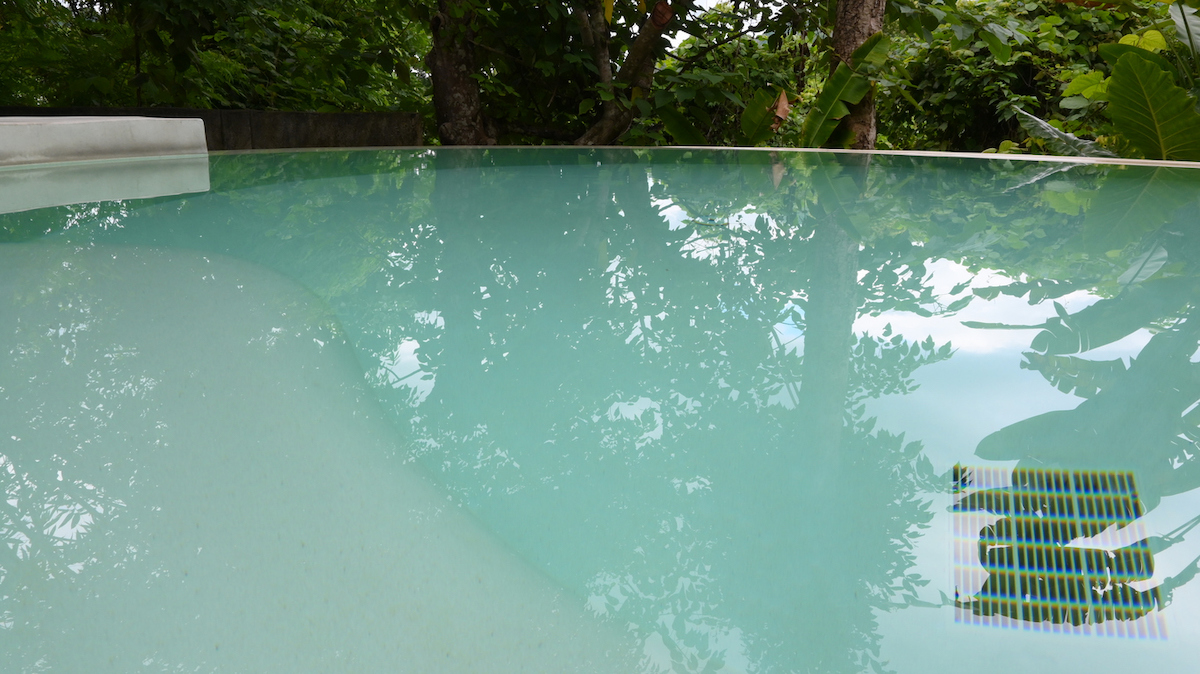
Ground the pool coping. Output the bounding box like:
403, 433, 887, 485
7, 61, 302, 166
4, 140, 1200, 171
202, 144, 1200, 170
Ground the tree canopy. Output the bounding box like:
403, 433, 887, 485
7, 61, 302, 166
2, 0, 1198, 155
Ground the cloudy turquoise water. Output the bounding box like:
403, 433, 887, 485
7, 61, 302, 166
2, 148, 1200, 672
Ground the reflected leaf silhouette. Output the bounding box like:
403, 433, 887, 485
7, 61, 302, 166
1021, 353, 1127, 398
977, 318, 1200, 510
1029, 278, 1196, 356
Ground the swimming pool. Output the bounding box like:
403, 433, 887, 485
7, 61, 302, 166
3, 147, 1200, 672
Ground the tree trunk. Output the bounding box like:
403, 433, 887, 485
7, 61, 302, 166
795, 221, 859, 467
427, 0, 492, 145
832, 0, 886, 149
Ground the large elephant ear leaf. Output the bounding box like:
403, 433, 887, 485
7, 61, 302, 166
1107, 53, 1200, 160
1098, 44, 1176, 78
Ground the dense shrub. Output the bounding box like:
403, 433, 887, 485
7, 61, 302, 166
878, 0, 1158, 151
0, 0, 429, 113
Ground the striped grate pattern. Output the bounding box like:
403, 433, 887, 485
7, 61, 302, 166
952, 465, 1166, 638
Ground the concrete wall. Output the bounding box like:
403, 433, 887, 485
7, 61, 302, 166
0, 116, 208, 167
0, 107, 423, 150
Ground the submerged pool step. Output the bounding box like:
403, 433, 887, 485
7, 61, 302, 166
0, 116, 210, 214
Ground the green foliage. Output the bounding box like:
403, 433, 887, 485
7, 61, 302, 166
433, 0, 797, 144
799, 62, 870, 147
798, 32, 891, 147
1107, 51, 1200, 159
1013, 106, 1116, 157
1119, 27, 1168, 52
658, 106, 709, 145
8, 0, 1200, 153
1099, 42, 1176, 74
879, 0, 1150, 152
735, 88, 774, 144
625, 7, 814, 147
450, 0, 601, 143
0, 0, 430, 114
1032, 2, 1200, 161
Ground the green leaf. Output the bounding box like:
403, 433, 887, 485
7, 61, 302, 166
88, 76, 113, 94
1170, 4, 1200, 58
1117, 245, 1169, 287
1081, 167, 1196, 251
950, 24, 975, 46
1107, 52, 1200, 160
1087, 77, 1111, 102
849, 32, 891, 70
659, 107, 708, 145
1013, 108, 1116, 158
798, 63, 870, 147
1060, 95, 1091, 109
1064, 70, 1105, 97
579, 98, 595, 115
1098, 44, 1176, 79
981, 29, 1012, 63
946, 295, 973, 312
1119, 30, 1168, 52
740, 87, 780, 145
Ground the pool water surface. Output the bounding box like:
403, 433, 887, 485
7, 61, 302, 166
2, 148, 1200, 673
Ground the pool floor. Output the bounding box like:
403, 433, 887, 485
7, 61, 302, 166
0, 244, 636, 672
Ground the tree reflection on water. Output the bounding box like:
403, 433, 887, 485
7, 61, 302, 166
2, 148, 1200, 672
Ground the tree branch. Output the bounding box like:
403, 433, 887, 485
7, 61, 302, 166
575, 0, 674, 145
664, 26, 754, 73
501, 122, 579, 143
573, 1, 616, 118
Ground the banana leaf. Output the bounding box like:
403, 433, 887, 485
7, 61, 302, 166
798, 63, 869, 148
659, 107, 709, 146
975, 324, 1200, 510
